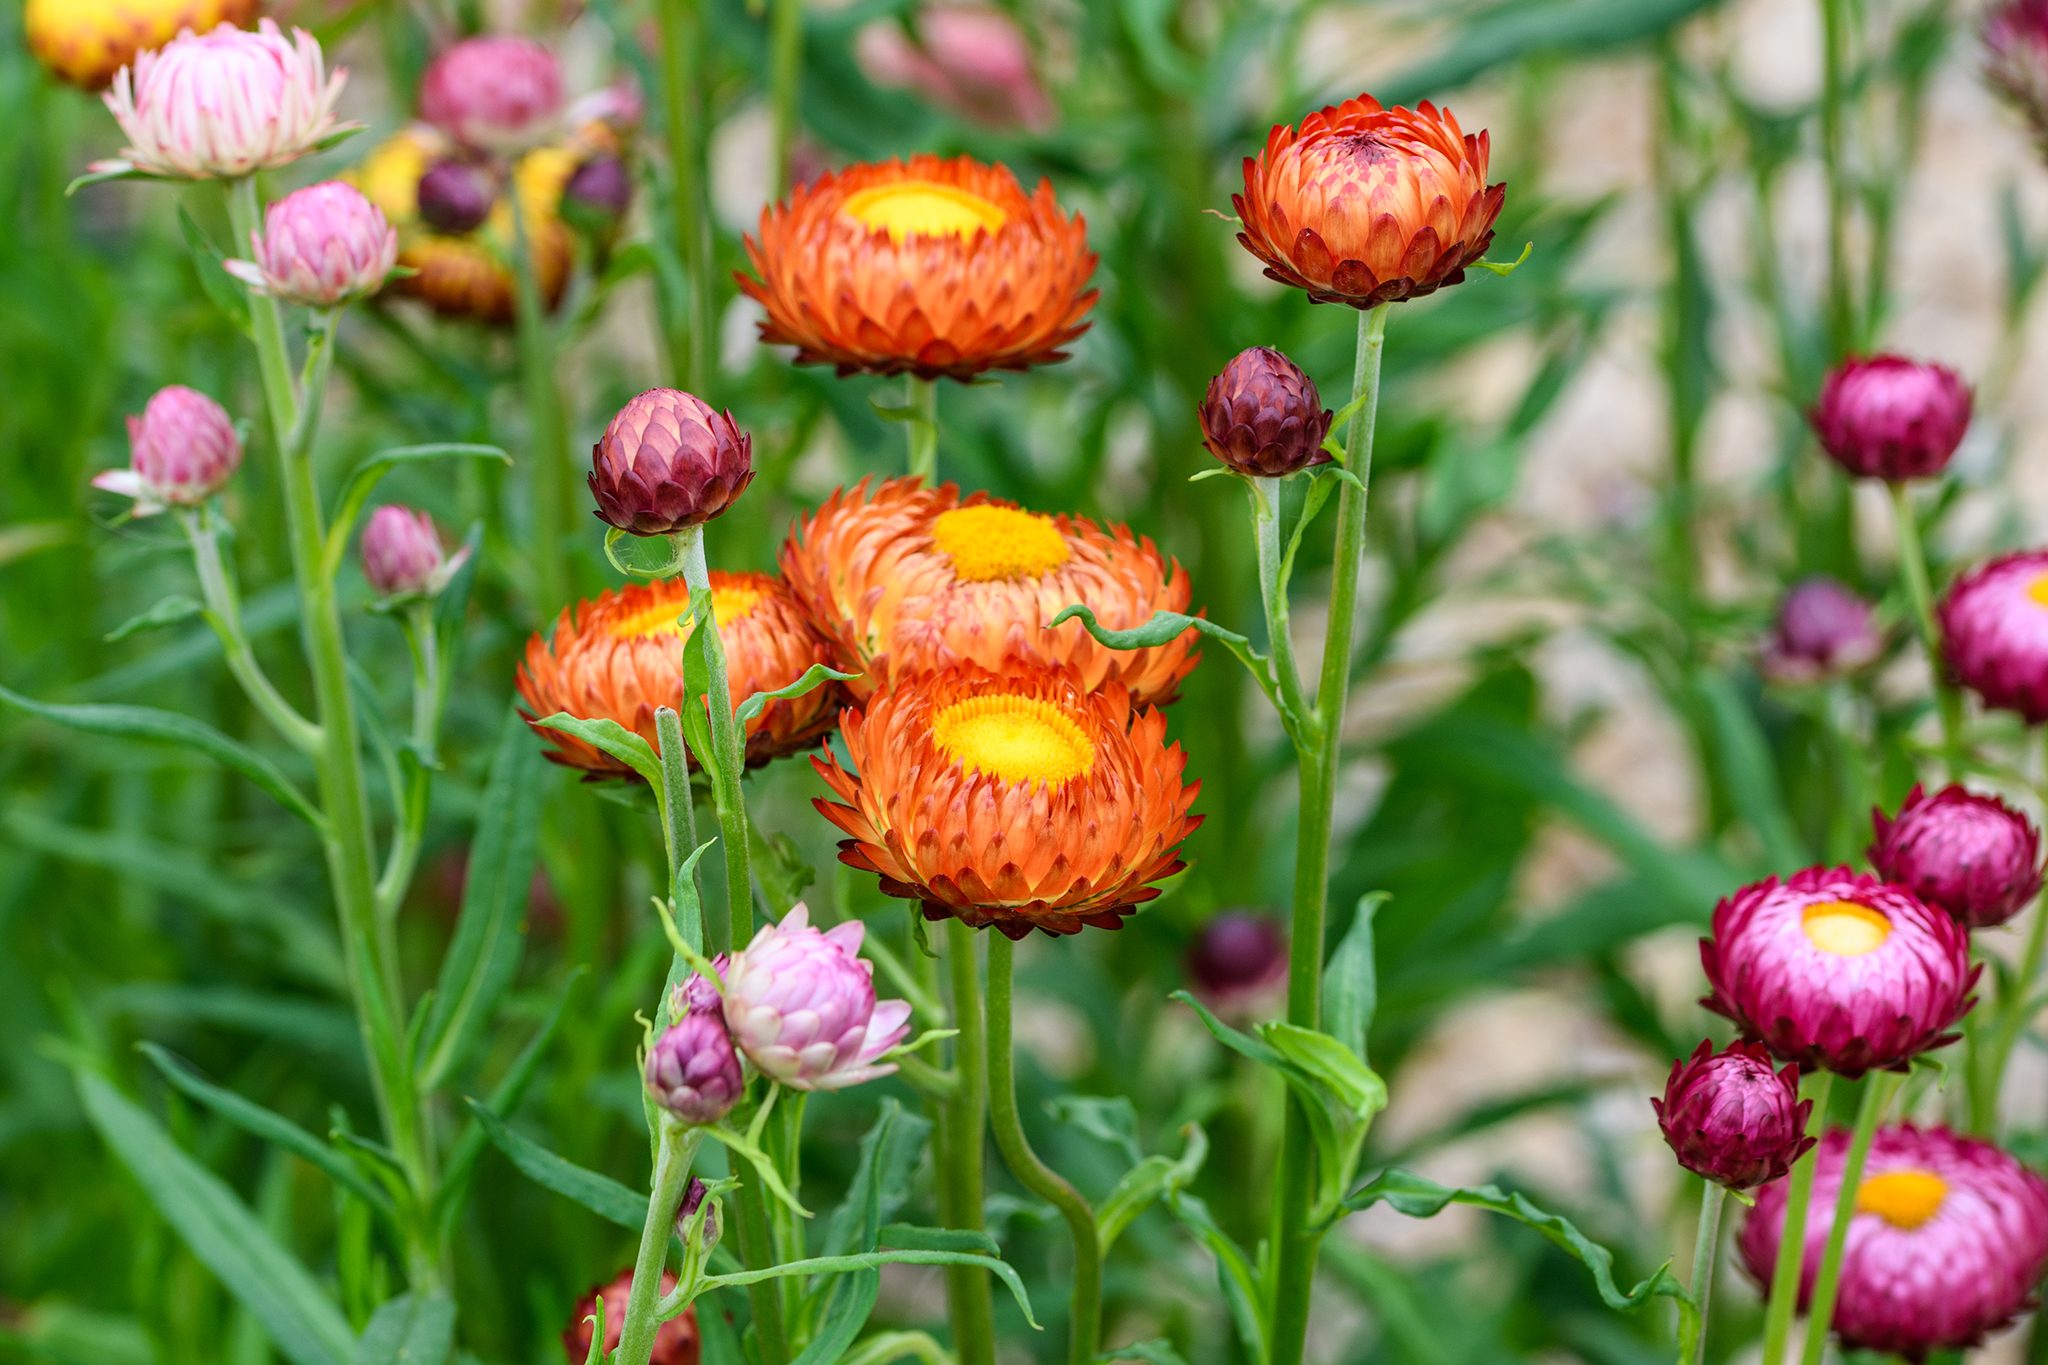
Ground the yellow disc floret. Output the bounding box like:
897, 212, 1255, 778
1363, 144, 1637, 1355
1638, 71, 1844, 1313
843, 181, 1009, 243
1855, 1170, 1949, 1230
929, 505, 1071, 583
1802, 900, 1893, 957
932, 694, 1096, 789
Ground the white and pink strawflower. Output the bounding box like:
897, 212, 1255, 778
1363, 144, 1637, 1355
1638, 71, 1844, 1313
94, 385, 241, 514
225, 181, 397, 307
719, 904, 912, 1092
418, 35, 564, 155
95, 20, 350, 181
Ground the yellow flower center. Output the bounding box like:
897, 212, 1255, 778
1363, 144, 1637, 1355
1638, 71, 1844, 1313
1855, 1170, 1948, 1230
2027, 571, 2048, 609
932, 694, 1096, 789
1801, 900, 1892, 956
929, 506, 1071, 583
843, 180, 1009, 243
611, 585, 764, 639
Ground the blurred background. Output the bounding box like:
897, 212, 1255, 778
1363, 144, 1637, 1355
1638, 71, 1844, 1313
5, 0, 2047, 1361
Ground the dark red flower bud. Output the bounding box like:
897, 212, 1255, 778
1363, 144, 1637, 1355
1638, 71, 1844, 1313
1809, 355, 1973, 482
563, 154, 633, 234
416, 159, 496, 236
675, 1177, 720, 1251
1653, 1039, 1815, 1191
562, 1268, 699, 1365
1184, 911, 1287, 1011
1871, 784, 2044, 929
1761, 576, 1882, 684
1197, 346, 1334, 477
589, 389, 754, 536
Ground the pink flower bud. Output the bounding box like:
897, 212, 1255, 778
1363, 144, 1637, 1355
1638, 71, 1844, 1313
224, 181, 397, 307
94, 385, 241, 514
416, 159, 496, 236
95, 20, 349, 181
720, 904, 911, 1092
1938, 548, 2048, 724
1653, 1039, 1813, 1191
1809, 355, 1973, 482
360, 506, 456, 599
1198, 347, 1334, 477
646, 1009, 744, 1125
1870, 784, 2043, 929
589, 389, 754, 536
419, 36, 564, 155
1761, 577, 1882, 684
857, 5, 1053, 132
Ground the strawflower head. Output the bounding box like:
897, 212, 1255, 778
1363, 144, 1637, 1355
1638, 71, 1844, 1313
1761, 576, 1883, 684
517, 574, 840, 778
1986, 0, 2048, 151
1870, 784, 2043, 929
562, 1268, 699, 1365
1938, 548, 2048, 723
93, 384, 241, 514
1234, 94, 1505, 309
1737, 1124, 2048, 1359
360, 505, 465, 601
1700, 867, 1976, 1077
224, 181, 398, 308
589, 389, 754, 537
780, 477, 1195, 705
855, 5, 1053, 131
27, 0, 257, 90
646, 1007, 744, 1126
419, 35, 564, 156
738, 153, 1096, 380
719, 904, 911, 1092
1809, 355, 1973, 482
1198, 347, 1334, 478
97, 20, 349, 180
814, 666, 1203, 938
1652, 1039, 1814, 1191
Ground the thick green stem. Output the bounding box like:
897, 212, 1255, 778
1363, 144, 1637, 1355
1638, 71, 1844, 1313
374, 603, 443, 917
1800, 1074, 1900, 1365
615, 1120, 700, 1365
654, 707, 702, 953
1686, 1182, 1727, 1365
906, 376, 938, 484
987, 935, 1100, 1365
181, 507, 321, 754
941, 920, 995, 1365
675, 528, 754, 951
1760, 1071, 1835, 1365
1251, 478, 1312, 729
1889, 483, 1964, 775
1267, 304, 1387, 1365
656, 0, 715, 395
508, 185, 571, 614
768, 0, 803, 196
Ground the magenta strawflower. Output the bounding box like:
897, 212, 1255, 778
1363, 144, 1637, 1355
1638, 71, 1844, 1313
95, 20, 349, 181
1700, 867, 1976, 1077
1198, 347, 1334, 478
224, 181, 397, 307
645, 1008, 744, 1125
1938, 549, 2048, 723
719, 904, 911, 1092
1987, 0, 2048, 150
1809, 355, 1972, 482
93, 385, 242, 514
1761, 577, 1883, 684
416, 159, 496, 236
1653, 1039, 1814, 1191
419, 35, 564, 156
361, 506, 466, 600
1871, 784, 2043, 929
1184, 911, 1288, 1013
589, 389, 755, 536
1737, 1124, 2048, 1358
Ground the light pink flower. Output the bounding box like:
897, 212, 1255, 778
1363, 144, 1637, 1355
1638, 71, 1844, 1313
93, 385, 241, 514
224, 181, 397, 307
645, 1008, 744, 1126
418, 35, 564, 155
96, 20, 349, 180
720, 904, 911, 1092
857, 5, 1053, 131
360, 506, 466, 600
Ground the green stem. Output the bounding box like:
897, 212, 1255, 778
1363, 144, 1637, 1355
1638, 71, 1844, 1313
614, 1120, 700, 1365
181, 507, 321, 754
507, 184, 571, 615
226, 178, 440, 1289
1981, 887, 2048, 1133
906, 376, 938, 484
1686, 1182, 1727, 1365
675, 528, 754, 951
941, 920, 995, 1365
1267, 303, 1387, 1365
768, 0, 803, 196
654, 707, 702, 954
1760, 1071, 1835, 1365
1250, 478, 1312, 730
1820, 0, 1855, 356
1889, 482, 1963, 775
655, 0, 715, 395
1800, 1074, 1900, 1365
986, 935, 1100, 1365
374, 603, 443, 917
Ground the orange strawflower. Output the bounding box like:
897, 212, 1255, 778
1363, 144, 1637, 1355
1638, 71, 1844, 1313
517, 574, 840, 777
813, 668, 1201, 937
780, 477, 1196, 705
27, 0, 257, 90
1235, 94, 1505, 308
737, 154, 1097, 380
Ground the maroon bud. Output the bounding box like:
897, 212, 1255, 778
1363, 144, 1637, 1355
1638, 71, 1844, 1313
675, 1177, 720, 1252
562, 1268, 699, 1365
562, 154, 633, 234
360, 505, 451, 599
1871, 784, 2044, 929
1184, 911, 1287, 1011
1810, 355, 1973, 482
590, 389, 754, 536
416, 159, 496, 236
1761, 576, 1883, 684
1198, 347, 1334, 477
645, 1009, 743, 1125
1653, 1039, 1815, 1191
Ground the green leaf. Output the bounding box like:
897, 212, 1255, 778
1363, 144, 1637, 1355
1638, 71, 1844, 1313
179, 206, 251, 334
0, 684, 324, 830
878, 1224, 1000, 1255
532, 712, 661, 785
1158, 1189, 1264, 1363
351, 1294, 453, 1365
1095, 1341, 1189, 1365
464, 1099, 644, 1231
1469, 241, 1535, 277
74, 1070, 354, 1365
136, 1044, 391, 1216
705, 1251, 1038, 1330
1096, 1124, 1208, 1255
801, 1101, 929, 1361
324, 444, 510, 577
1324, 893, 1384, 1067
1254, 1023, 1387, 1124
733, 663, 858, 728
1050, 606, 1299, 733
415, 707, 548, 1090
105, 596, 204, 643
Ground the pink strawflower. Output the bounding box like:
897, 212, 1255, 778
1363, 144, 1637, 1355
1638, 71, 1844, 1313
1737, 1124, 2048, 1359
1987, 0, 2048, 151
1700, 867, 1976, 1077
1653, 1039, 1814, 1191
224, 181, 397, 307
93, 385, 241, 514
1184, 911, 1288, 1015
419, 35, 564, 156
645, 1008, 744, 1125
1871, 784, 2043, 929
588, 389, 754, 536
856, 5, 1052, 131
1761, 577, 1883, 684
1809, 355, 1973, 482
360, 506, 466, 600
719, 904, 911, 1092
1938, 549, 2048, 723
95, 20, 349, 180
